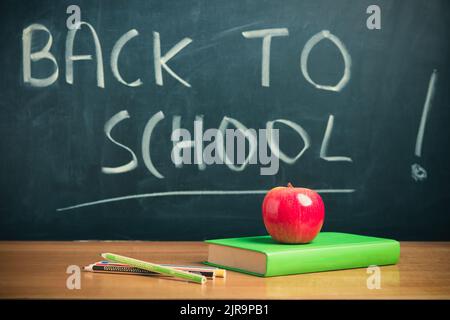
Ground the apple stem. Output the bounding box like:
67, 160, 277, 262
287, 182, 294, 188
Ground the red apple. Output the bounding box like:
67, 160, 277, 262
262, 183, 325, 244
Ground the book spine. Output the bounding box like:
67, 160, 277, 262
265, 240, 400, 276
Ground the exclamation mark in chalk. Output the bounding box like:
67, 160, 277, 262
411, 69, 438, 182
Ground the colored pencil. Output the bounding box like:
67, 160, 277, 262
93, 261, 226, 278
101, 253, 206, 284
84, 263, 215, 278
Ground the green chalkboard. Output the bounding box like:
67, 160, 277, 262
0, 0, 449, 240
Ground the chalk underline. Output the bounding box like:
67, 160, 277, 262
56, 189, 355, 212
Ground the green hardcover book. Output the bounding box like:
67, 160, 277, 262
204, 232, 400, 277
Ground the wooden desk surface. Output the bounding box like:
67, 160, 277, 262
0, 241, 449, 299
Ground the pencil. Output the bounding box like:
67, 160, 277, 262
159, 264, 226, 278
101, 253, 206, 284
94, 261, 226, 278
84, 263, 215, 278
